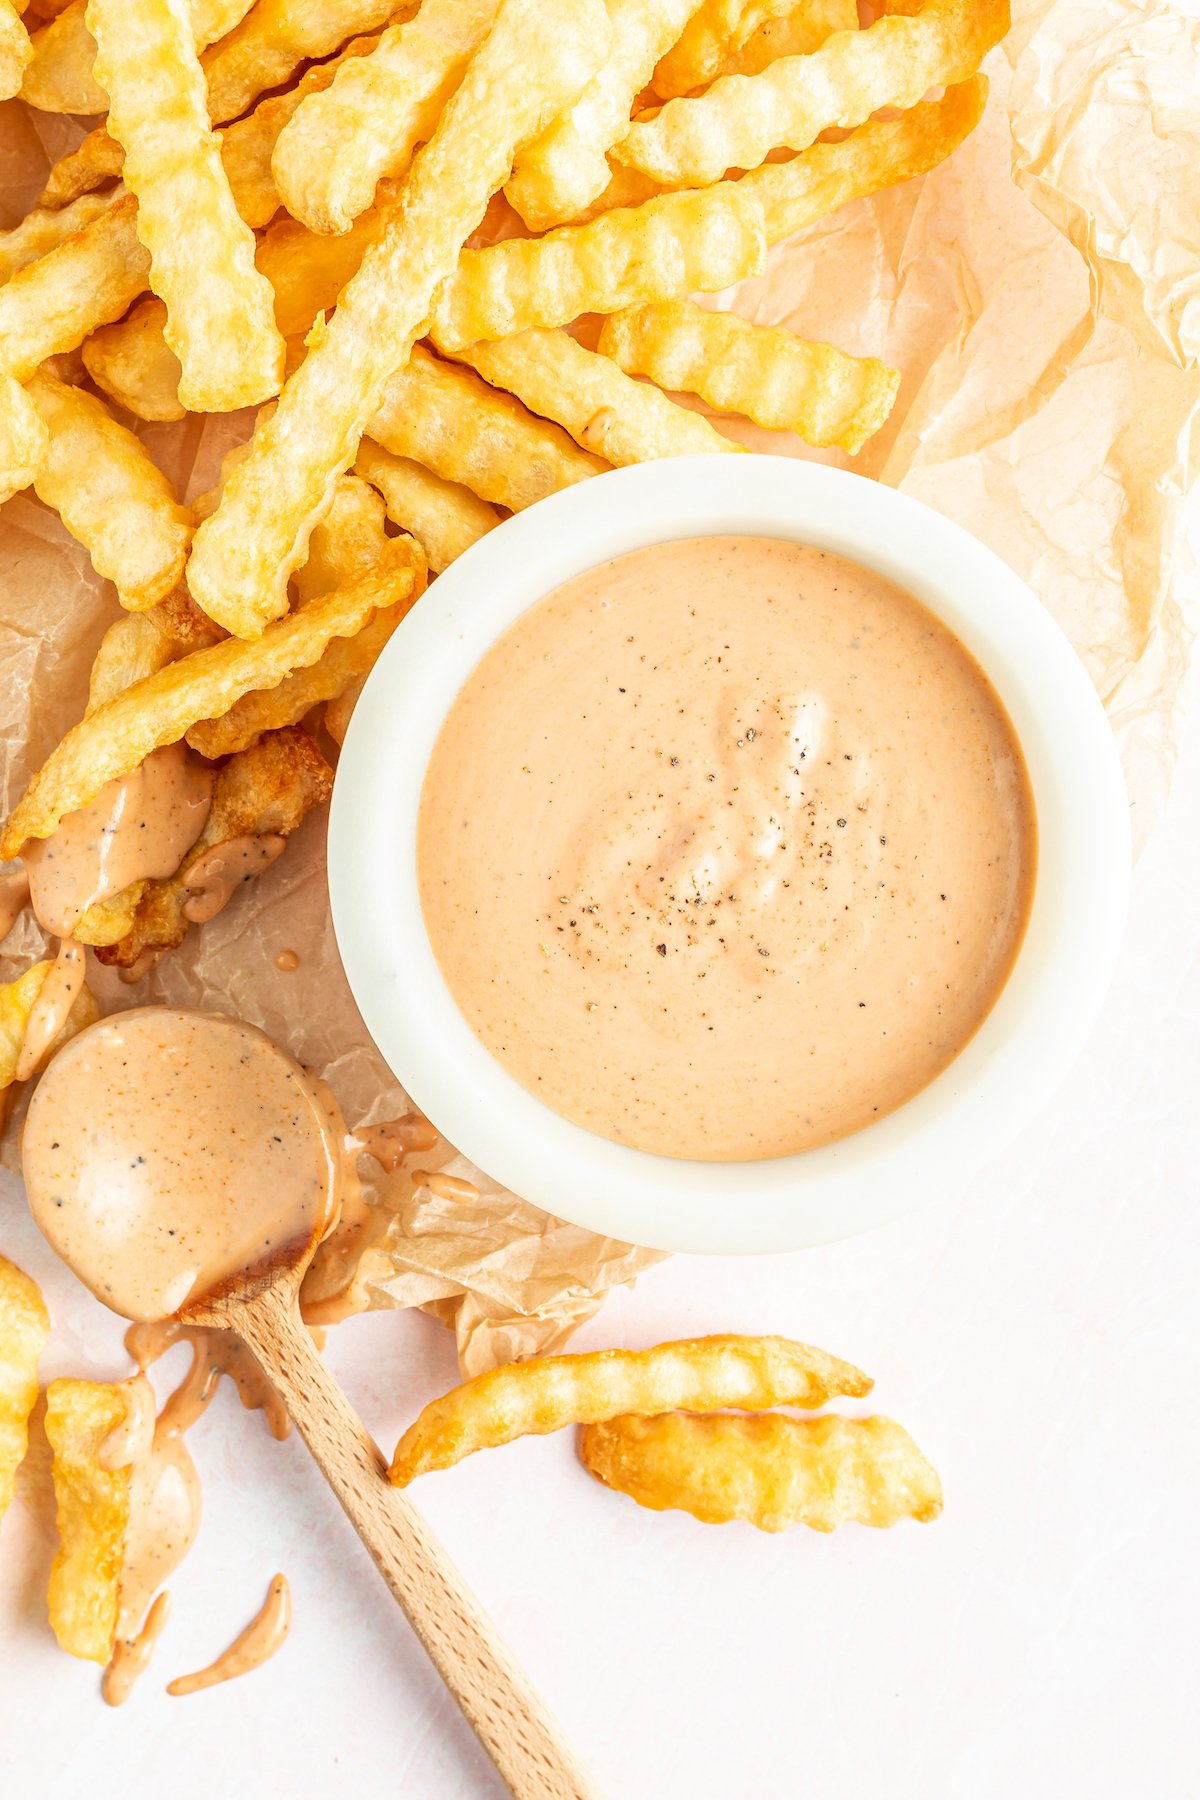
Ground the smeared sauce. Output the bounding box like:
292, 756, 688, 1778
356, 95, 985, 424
14, 938, 84, 1081
167, 1574, 291, 1697
182, 835, 286, 923
22, 1009, 342, 1321
0, 868, 30, 943
24, 743, 212, 936
419, 536, 1036, 1161
353, 1113, 440, 1172
103, 1591, 172, 1707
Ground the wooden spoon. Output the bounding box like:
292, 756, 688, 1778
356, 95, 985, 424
22, 1008, 600, 1800
186, 1237, 601, 1800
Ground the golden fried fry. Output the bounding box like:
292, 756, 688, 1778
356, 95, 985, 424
0, 1255, 49, 1523
188, 0, 609, 638
39, 130, 125, 209
719, 0, 858, 79
82, 296, 184, 423
20, 0, 105, 112
599, 299, 898, 451
455, 327, 737, 464
745, 76, 986, 243
389, 1335, 871, 1483
255, 205, 386, 343
202, 0, 416, 126
89, 0, 284, 413
86, 588, 222, 714
272, 0, 500, 237
430, 182, 766, 351
0, 192, 113, 284
44, 1379, 134, 1662
504, 0, 703, 232
355, 439, 498, 571
580, 1412, 944, 1531
292, 470, 389, 604
222, 28, 387, 229
370, 343, 605, 510
96, 725, 332, 966
26, 368, 193, 607
617, 0, 1008, 186
0, 959, 98, 1087
0, 373, 47, 503
186, 496, 414, 758
0, 194, 150, 382
653, 0, 852, 95
0, 547, 422, 857
0, 0, 32, 99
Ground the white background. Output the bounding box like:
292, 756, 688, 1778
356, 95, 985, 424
1, 714, 1198, 1797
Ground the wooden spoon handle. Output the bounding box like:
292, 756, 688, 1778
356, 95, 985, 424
233, 1282, 602, 1800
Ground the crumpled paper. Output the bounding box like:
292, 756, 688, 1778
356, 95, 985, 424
1, 0, 1198, 1366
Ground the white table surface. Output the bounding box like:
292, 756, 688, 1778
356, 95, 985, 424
2, 704, 1198, 1799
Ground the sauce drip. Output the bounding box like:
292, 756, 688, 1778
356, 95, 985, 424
353, 1113, 440, 1172
182, 834, 286, 923
15, 938, 84, 1081
118, 946, 165, 985
419, 536, 1036, 1162
410, 1169, 480, 1205
22, 1009, 343, 1322
0, 869, 30, 943
167, 1574, 291, 1697
103, 1591, 172, 1708
126, 1319, 290, 1442
275, 948, 300, 972
24, 743, 212, 936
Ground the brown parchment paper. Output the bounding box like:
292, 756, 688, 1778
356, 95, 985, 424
1, 2, 1198, 1372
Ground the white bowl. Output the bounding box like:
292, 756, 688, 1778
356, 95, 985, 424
330, 456, 1129, 1254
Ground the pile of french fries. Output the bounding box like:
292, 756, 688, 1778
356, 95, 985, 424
0, 0, 1002, 977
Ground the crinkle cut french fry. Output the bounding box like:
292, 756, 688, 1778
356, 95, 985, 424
0, 192, 114, 284
389, 1334, 872, 1483
271, 0, 500, 237
355, 438, 498, 572
0, 544, 424, 858
0, 959, 98, 1087
431, 181, 766, 352
26, 368, 193, 607
504, 0, 703, 233
89, 0, 285, 413
187, 0, 611, 639
617, 0, 1009, 187
292, 470, 388, 605
0, 1255, 49, 1524
0, 373, 47, 504
187, 564, 421, 756
85, 586, 221, 715
82, 296, 185, 423
201, 0, 412, 129
370, 343, 605, 511
652, 0, 748, 97
96, 725, 332, 966
20, 0, 106, 112
745, 76, 987, 244
0, 194, 150, 382
454, 328, 738, 464
720, 0, 860, 80
37, 32, 384, 221
599, 299, 899, 451
580, 1412, 944, 1532
652, 0, 852, 96
44, 1379, 133, 1663
0, 0, 33, 101
255, 206, 387, 343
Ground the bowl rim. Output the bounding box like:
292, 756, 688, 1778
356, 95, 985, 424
329, 455, 1130, 1254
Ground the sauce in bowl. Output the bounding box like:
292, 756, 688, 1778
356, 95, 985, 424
418, 536, 1036, 1162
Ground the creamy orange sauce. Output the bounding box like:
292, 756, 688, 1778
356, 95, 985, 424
167, 1574, 291, 1697
14, 938, 85, 1082
118, 945, 165, 984
24, 743, 212, 937
22, 1008, 343, 1321
126, 1319, 290, 1443
103, 1591, 172, 1707
410, 1169, 480, 1205
182, 834, 286, 924
275, 947, 301, 972
353, 1113, 440, 1172
419, 537, 1036, 1161
0, 869, 29, 943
